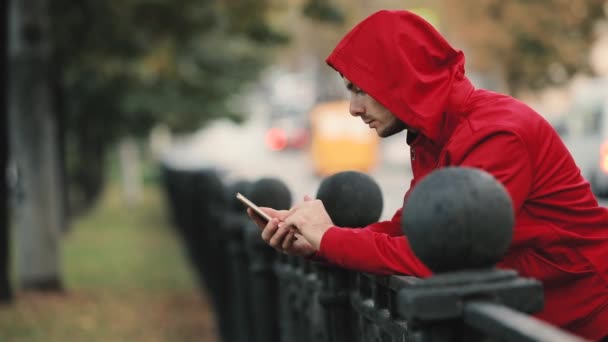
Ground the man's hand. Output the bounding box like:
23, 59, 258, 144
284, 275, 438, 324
246, 206, 286, 229
247, 207, 316, 257
282, 196, 334, 250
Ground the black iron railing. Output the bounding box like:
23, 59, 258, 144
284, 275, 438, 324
160, 164, 587, 342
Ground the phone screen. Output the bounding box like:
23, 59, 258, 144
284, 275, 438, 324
236, 193, 272, 222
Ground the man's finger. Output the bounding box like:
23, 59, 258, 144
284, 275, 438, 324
269, 222, 290, 248
282, 231, 296, 250
282, 215, 299, 231
261, 218, 280, 242
260, 207, 290, 221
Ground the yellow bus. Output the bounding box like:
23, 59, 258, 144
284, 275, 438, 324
309, 100, 380, 176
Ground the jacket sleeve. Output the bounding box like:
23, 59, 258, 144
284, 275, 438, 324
315, 132, 531, 276
309, 191, 409, 266
365, 209, 403, 236
315, 225, 432, 276
314, 177, 432, 276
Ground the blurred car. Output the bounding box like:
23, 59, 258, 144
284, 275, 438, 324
555, 78, 608, 198
309, 100, 380, 176
264, 108, 310, 152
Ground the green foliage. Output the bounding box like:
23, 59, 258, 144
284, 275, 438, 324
51, 0, 285, 137
49, 0, 287, 213
122, 36, 266, 133
302, 0, 345, 25
439, 0, 607, 93
223, 0, 290, 44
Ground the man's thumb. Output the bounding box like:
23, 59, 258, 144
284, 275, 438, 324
303, 195, 313, 201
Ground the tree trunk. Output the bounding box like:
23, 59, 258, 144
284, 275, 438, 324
0, 0, 13, 303
51, 58, 69, 232
119, 137, 142, 207
8, 0, 64, 291
68, 124, 107, 217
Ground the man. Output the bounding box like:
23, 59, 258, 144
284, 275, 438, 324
247, 10, 608, 340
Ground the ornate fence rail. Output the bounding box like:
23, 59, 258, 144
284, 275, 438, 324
160, 163, 587, 342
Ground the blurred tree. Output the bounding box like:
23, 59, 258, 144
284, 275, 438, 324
9, 0, 65, 291
49, 0, 287, 215
1, 0, 12, 303
438, 0, 607, 94
303, 0, 345, 24
273, 0, 406, 102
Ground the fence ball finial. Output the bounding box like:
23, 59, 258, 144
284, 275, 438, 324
402, 167, 514, 273
316, 171, 383, 227
249, 178, 292, 211
192, 170, 227, 211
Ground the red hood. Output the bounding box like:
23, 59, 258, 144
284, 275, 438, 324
326, 10, 474, 143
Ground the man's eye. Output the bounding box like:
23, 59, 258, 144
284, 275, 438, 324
354, 88, 365, 95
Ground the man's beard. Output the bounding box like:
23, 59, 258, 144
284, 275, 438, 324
378, 119, 407, 138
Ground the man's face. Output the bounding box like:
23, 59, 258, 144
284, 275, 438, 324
344, 77, 407, 138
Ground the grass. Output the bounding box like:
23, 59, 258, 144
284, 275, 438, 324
0, 184, 219, 342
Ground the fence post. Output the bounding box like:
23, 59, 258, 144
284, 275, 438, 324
316, 264, 353, 342
189, 168, 229, 304
161, 165, 236, 341
244, 177, 292, 342
397, 167, 563, 341
314, 171, 384, 342
220, 179, 254, 342
276, 253, 303, 342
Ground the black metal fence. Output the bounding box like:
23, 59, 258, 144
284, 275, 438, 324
160, 163, 587, 342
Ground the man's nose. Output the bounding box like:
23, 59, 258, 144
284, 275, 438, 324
349, 100, 364, 117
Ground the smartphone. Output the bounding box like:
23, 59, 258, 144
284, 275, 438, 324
236, 193, 272, 222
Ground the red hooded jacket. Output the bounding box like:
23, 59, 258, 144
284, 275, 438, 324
318, 10, 608, 340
